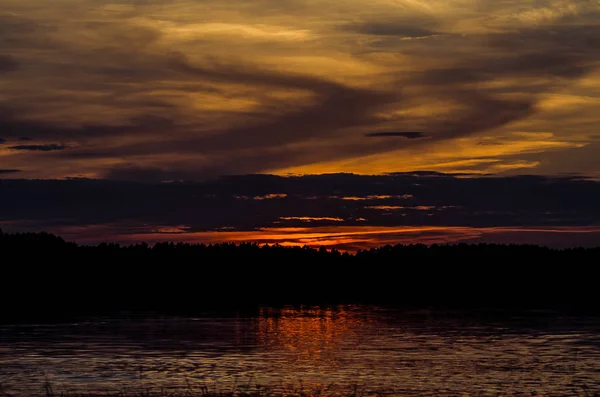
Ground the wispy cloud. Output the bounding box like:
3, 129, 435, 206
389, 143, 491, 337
0, 0, 598, 179
339, 22, 439, 38
8, 144, 69, 152
365, 132, 428, 139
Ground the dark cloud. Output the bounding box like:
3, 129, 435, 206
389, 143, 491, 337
0, 138, 6, 144
2, 174, 600, 237
0, 14, 59, 50
8, 144, 69, 152
0, 55, 18, 73
340, 22, 438, 38
0, 169, 21, 174
0, 109, 72, 140
366, 132, 428, 139
0, 107, 178, 142
104, 165, 188, 183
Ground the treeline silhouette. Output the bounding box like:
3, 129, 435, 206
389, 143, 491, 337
2, 230, 600, 323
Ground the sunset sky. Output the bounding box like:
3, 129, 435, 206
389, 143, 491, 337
1, 0, 600, 249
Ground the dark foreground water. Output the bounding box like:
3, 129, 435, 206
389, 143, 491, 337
1, 306, 600, 396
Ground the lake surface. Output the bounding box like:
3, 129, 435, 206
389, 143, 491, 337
1, 306, 600, 396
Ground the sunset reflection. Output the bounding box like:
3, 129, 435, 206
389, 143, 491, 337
256, 307, 366, 365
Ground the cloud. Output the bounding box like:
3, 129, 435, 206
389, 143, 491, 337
8, 144, 69, 152
0, 138, 6, 144
0, 107, 177, 142
0, 13, 59, 50
0, 55, 18, 73
2, 173, 600, 237
0, 110, 73, 141
0, 1, 599, 179
0, 169, 21, 174
340, 22, 439, 38
500, 142, 600, 177
399, 24, 600, 144
366, 132, 428, 139
104, 164, 187, 183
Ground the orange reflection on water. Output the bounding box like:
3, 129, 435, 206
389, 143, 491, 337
256, 306, 365, 365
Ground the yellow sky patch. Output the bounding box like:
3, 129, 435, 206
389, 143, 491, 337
276, 134, 584, 175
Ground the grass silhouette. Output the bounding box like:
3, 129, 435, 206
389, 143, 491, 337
13, 380, 599, 397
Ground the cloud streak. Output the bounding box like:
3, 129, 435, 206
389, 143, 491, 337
340, 22, 439, 38
366, 132, 428, 139
8, 144, 69, 151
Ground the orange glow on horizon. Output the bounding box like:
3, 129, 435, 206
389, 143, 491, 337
37, 224, 600, 253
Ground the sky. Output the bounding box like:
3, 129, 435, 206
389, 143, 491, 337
3, 173, 600, 250
1, 0, 600, 249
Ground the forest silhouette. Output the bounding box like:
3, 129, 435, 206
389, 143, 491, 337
2, 230, 599, 323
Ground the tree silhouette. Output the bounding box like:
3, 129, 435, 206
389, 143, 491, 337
1, 230, 599, 323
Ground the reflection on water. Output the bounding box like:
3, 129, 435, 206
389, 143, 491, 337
257, 307, 364, 366
1, 306, 600, 396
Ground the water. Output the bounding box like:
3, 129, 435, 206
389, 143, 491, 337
1, 306, 600, 396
